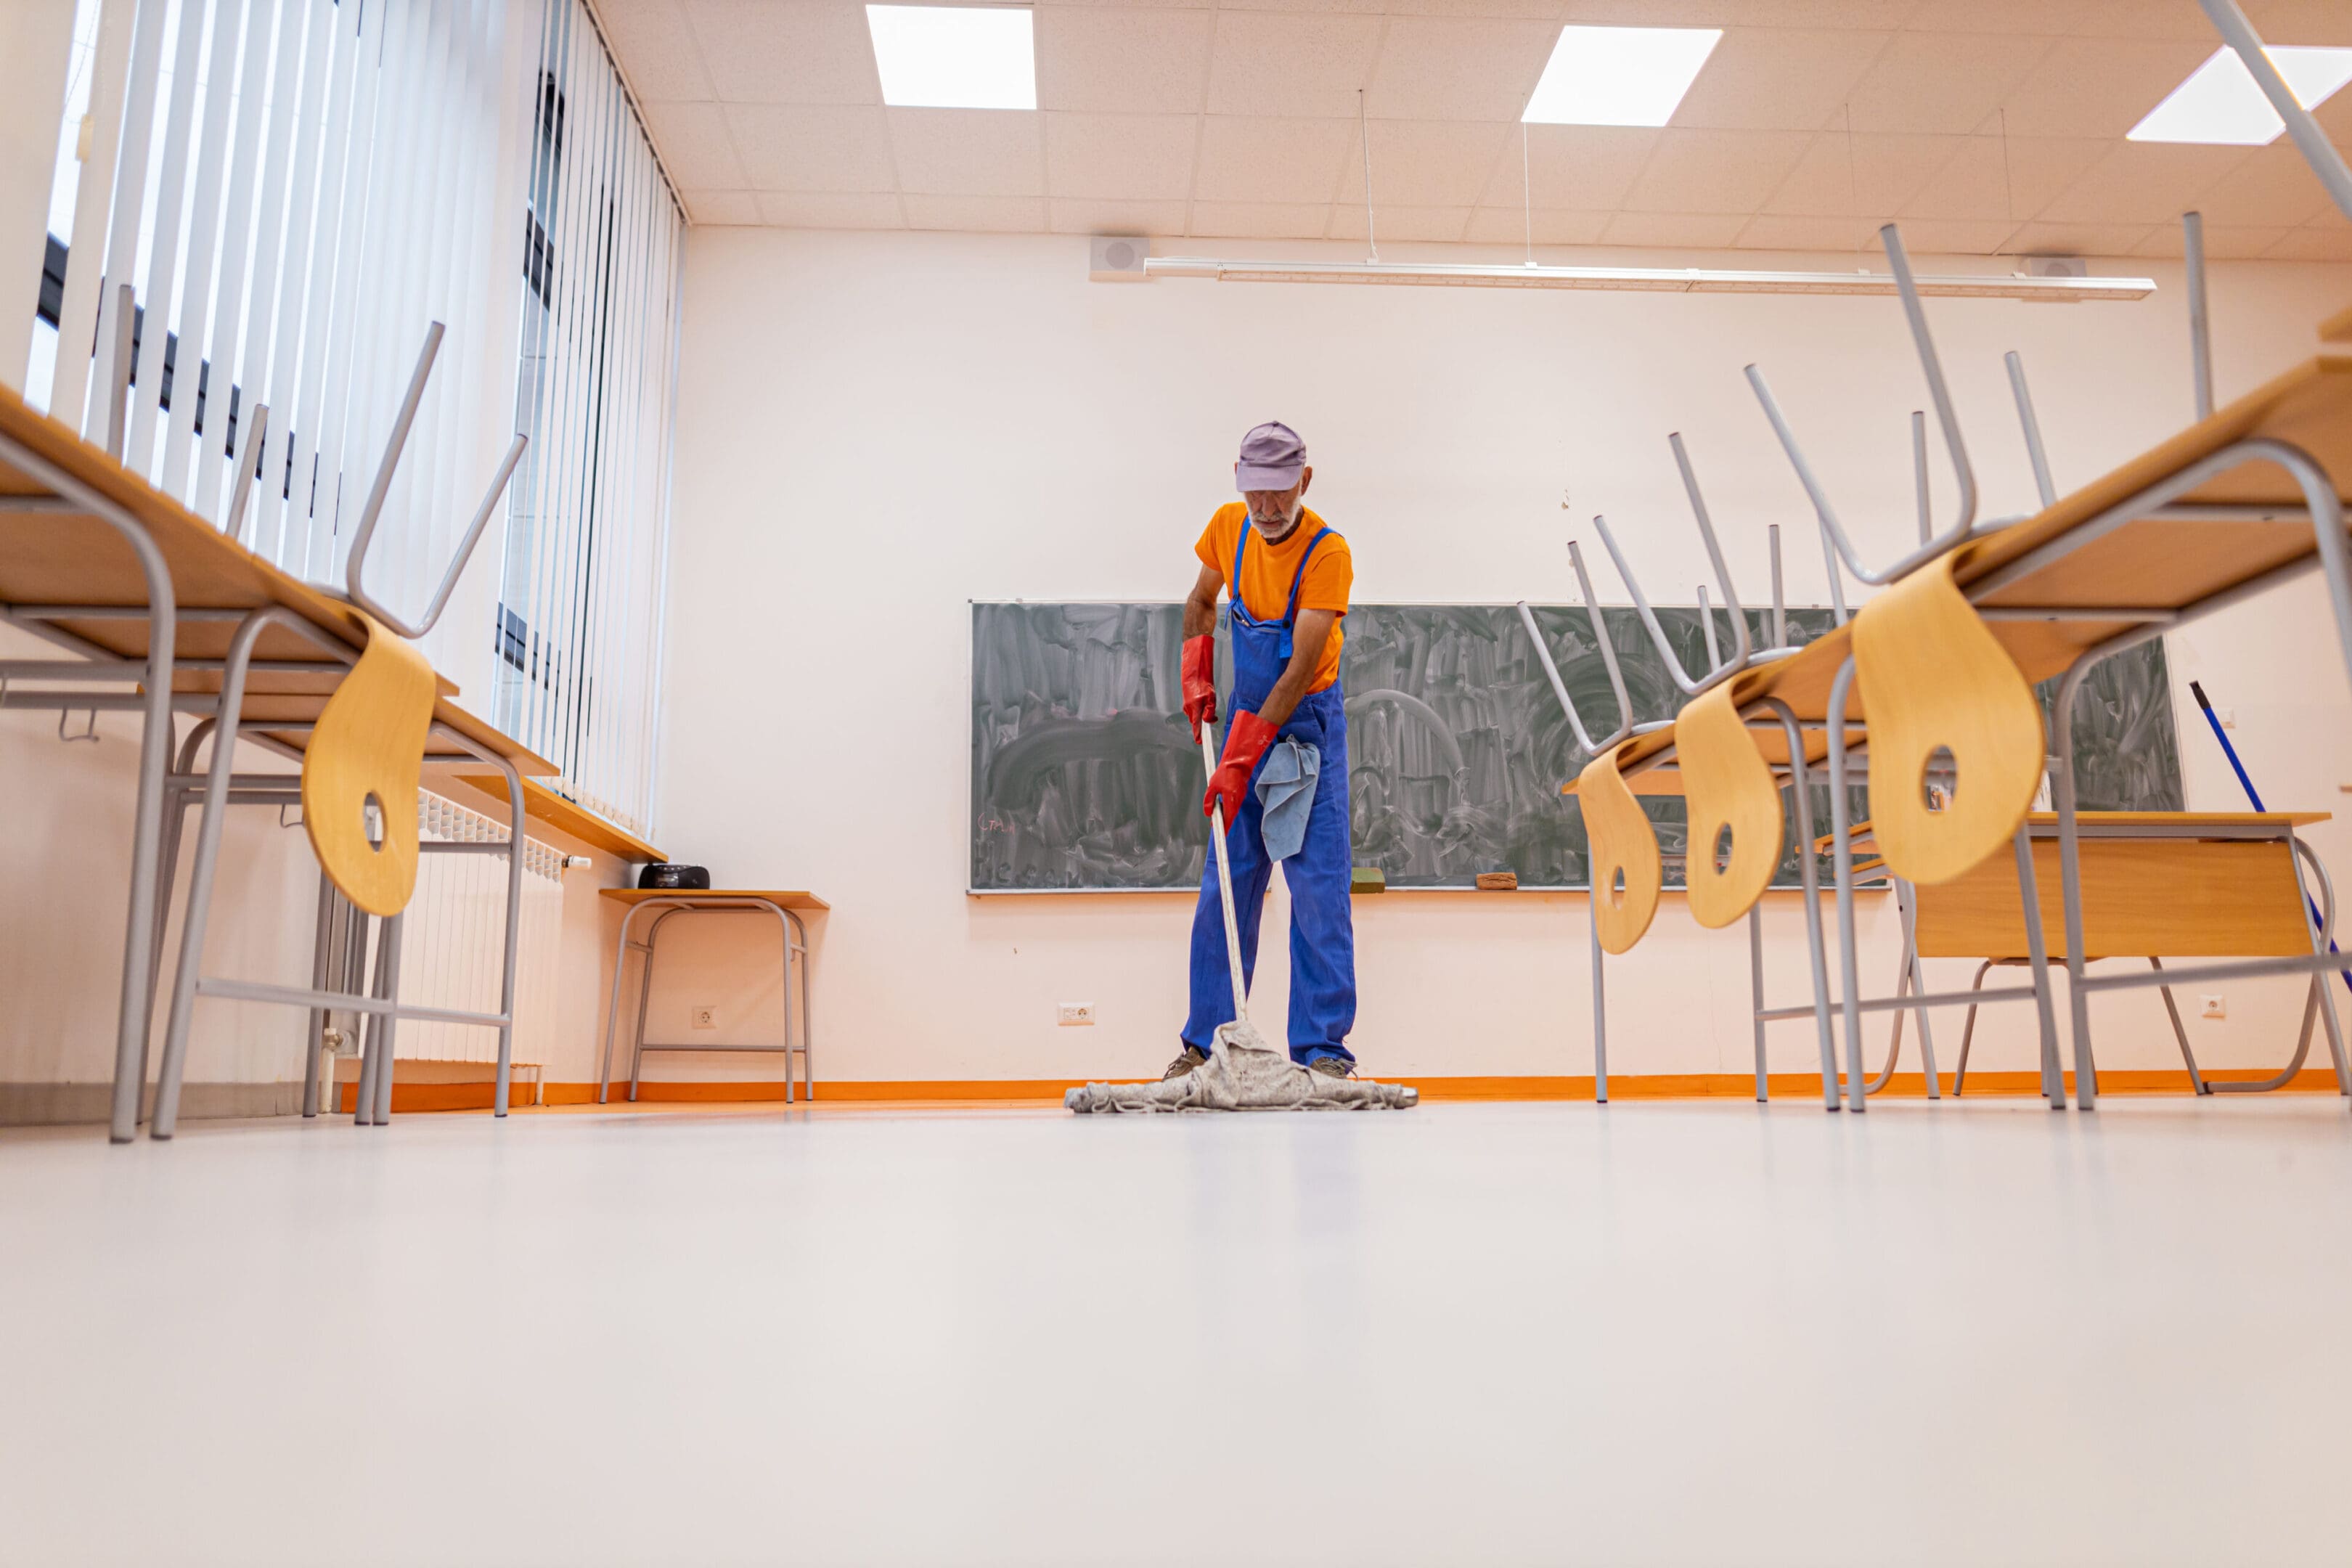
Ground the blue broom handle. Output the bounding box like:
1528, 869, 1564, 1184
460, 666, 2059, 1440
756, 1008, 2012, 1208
2188, 680, 2352, 997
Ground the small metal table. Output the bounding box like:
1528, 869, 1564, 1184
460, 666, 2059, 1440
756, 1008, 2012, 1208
596, 889, 827, 1103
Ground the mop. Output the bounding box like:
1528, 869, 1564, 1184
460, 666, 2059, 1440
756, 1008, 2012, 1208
1064, 721, 1418, 1114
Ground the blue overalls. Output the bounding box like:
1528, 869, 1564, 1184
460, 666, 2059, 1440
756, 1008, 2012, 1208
1180, 523, 1356, 1067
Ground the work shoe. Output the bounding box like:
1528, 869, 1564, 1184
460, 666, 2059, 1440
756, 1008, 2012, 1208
1162, 1045, 1209, 1080
1305, 1053, 1355, 1079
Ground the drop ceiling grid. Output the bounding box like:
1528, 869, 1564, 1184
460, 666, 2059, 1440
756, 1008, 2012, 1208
588, 0, 2352, 257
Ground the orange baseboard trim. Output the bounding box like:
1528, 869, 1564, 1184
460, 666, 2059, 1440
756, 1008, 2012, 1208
335, 1081, 547, 1114
461, 1067, 2352, 1114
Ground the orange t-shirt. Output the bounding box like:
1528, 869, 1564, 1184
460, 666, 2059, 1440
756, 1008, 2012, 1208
1195, 502, 1352, 694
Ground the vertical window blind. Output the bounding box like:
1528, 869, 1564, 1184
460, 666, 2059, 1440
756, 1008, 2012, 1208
28, 0, 683, 838
496, 0, 682, 838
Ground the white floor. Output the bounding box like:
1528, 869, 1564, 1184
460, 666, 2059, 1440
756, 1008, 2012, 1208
5, 1095, 2352, 1566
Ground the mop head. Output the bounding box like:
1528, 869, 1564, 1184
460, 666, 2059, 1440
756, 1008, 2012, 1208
1064, 1018, 1419, 1114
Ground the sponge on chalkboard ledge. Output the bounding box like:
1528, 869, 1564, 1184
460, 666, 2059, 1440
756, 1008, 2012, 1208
1351, 867, 1385, 895
1475, 871, 1519, 891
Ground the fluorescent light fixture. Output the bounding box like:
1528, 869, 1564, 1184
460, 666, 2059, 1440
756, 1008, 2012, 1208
1523, 25, 1721, 126
1140, 256, 2154, 303
865, 4, 1035, 111
2128, 44, 2352, 145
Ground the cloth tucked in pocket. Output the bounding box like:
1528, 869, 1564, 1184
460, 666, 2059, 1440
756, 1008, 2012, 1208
1254, 737, 1320, 862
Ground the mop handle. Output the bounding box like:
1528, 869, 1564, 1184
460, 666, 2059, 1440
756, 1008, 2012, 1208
1201, 724, 1249, 1024
2189, 680, 2352, 997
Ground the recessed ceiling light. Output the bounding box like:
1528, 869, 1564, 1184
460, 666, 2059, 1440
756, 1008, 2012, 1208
2128, 44, 2352, 145
865, 4, 1035, 111
1522, 25, 1722, 127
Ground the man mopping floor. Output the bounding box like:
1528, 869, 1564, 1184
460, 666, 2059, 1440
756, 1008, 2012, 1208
1067, 422, 1413, 1114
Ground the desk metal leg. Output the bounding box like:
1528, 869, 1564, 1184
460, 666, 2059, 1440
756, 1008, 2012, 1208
2050, 669, 2097, 1109
105, 527, 178, 1144
777, 905, 796, 1104
1766, 700, 1839, 1111
1589, 907, 1607, 1105
372, 912, 404, 1126
1826, 656, 1866, 1113
597, 902, 649, 1104
1952, 960, 1996, 1095
629, 909, 684, 1103
2288, 836, 2352, 1097
2148, 957, 2210, 1095
2012, 825, 2065, 1108
303, 870, 334, 1117
151, 608, 295, 1138
1749, 905, 1767, 1102
786, 909, 815, 1099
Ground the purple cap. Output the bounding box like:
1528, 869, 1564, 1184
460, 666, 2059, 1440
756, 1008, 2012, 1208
1234, 421, 1306, 491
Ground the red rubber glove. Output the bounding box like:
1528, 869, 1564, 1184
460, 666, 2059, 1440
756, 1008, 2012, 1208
1204, 709, 1280, 826
1180, 634, 1217, 740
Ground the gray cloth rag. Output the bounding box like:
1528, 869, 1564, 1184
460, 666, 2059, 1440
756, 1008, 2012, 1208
1254, 737, 1320, 861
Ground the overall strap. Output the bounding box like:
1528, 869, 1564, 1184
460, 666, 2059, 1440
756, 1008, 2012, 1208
1280, 527, 1336, 626
1228, 513, 1252, 615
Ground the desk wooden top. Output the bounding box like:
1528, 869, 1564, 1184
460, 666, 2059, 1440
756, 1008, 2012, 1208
459, 775, 664, 862
2322, 302, 2352, 344
0, 382, 552, 773
1573, 354, 2352, 789
600, 888, 830, 911
1821, 810, 2329, 855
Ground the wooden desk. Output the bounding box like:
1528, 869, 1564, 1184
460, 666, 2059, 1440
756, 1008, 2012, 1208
597, 890, 828, 1104
459, 776, 664, 862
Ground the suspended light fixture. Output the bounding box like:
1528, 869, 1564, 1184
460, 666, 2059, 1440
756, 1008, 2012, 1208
1136, 256, 2153, 301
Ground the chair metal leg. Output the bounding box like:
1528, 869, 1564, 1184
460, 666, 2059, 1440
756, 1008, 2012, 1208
1765, 699, 1838, 1111
302, 870, 335, 1117
1951, 960, 1996, 1095
371, 912, 404, 1126
2149, 957, 2209, 1095
1825, 656, 1866, 1112
2049, 677, 2097, 1109
2012, 825, 2066, 1109
352, 913, 383, 1124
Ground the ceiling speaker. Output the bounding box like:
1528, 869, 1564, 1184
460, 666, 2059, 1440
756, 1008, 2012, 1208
1089, 235, 1148, 282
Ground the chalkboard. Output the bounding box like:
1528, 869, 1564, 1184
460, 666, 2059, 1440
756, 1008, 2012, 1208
968, 601, 2183, 892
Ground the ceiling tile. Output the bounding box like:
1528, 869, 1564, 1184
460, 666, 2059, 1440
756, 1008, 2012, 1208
2243, 0, 2352, 47
1047, 198, 1191, 233
2001, 219, 2157, 256
1388, 0, 1567, 20
900, 195, 1051, 232
1187, 200, 1336, 237
1995, 38, 2215, 139
1671, 28, 1894, 132
1047, 0, 1217, 10
1733, 214, 1874, 249
1903, 1, 2210, 38
2131, 224, 2290, 260
1326, 204, 1474, 241
1845, 30, 2050, 134
1204, 12, 1384, 119
754, 191, 905, 227
2266, 228, 2352, 261
1045, 113, 1200, 200
1213, 0, 1384, 14
2034, 142, 2250, 226
1194, 117, 1356, 203
724, 104, 898, 192
680, 189, 761, 225
1898, 134, 2107, 221
1880, 217, 2022, 253
1762, 131, 1963, 216
1599, 211, 1747, 246
887, 108, 1045, 196
639, 102, 749, 187
1478, 125, 1659, 208
1622, 128, 1813, 213
1557, 1, 1916, 23
686, 1, 882, 105
1036, 8, 1217, 115
1463, 207, 1612, 244
1362, 16, 1561, 122
595, 0, 714, 102
2193, 142, 2339, 228
1334, 120, 1513, 206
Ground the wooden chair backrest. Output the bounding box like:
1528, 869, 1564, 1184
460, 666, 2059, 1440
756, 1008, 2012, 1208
1678, 682, 1785, 929
1852, 552, 2046, 886
301, 613, 438, 917
1579, 743, 1662, 955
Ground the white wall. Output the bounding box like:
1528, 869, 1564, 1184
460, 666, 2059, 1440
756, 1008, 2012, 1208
658, 225, 2352, 1089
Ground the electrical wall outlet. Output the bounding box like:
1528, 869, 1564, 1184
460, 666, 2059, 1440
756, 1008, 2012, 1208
2201, 994, 2226, 1020
690, 1005, 718, 1030
1057, 1002, 1095, 1026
